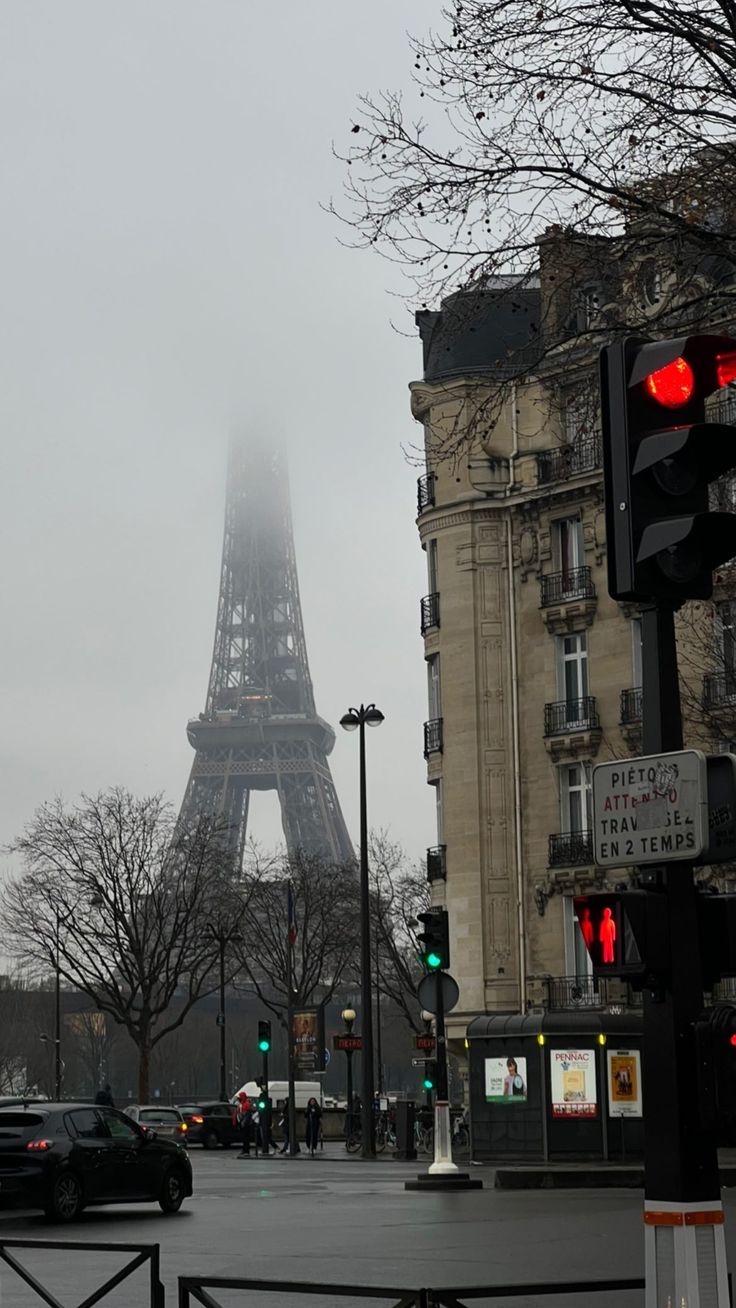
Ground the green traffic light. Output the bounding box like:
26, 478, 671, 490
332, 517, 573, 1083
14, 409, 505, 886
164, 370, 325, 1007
257, 1098, 266, 1110
423, 1077, 434, 1090
426, 951, 442, 970
258, 1039, 270, 1052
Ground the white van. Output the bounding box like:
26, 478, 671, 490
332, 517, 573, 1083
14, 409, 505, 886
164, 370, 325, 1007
233, 1080, 322, 1109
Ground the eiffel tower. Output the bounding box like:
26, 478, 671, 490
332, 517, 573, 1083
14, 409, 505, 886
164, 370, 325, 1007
180, 436, 354, 868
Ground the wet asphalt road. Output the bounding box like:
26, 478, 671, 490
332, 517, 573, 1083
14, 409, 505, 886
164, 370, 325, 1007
0, 1147, 731, 1306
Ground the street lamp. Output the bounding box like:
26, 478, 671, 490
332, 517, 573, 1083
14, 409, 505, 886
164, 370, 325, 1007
206, 923, 229, 1103
340, 702, 384, 1159
341, 1007, 356, 1133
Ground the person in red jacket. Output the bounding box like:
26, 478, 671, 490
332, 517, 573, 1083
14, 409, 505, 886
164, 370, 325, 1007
233, 1092, 253, 1158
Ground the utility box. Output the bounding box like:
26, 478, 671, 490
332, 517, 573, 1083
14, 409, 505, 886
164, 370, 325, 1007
394, 1100, 417, 1160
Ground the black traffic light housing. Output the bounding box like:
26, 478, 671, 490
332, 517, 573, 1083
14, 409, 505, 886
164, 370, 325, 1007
258, 1019, 272, 1053
422, 1061, 437, 1091
601, 333, 736, 603
573, 890, 668, 980
695, 1004, 736, 1141
417, 908, 450, 971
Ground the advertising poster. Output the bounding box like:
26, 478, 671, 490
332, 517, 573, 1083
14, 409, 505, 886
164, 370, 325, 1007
607, 1049, 642, 1117
484, 1055, 528, 1103
292, 1008, 325, 1072
550, 1048, 598, 1118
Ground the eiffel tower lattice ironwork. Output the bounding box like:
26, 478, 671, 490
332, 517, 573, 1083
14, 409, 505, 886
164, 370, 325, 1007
180, 437, 354, 868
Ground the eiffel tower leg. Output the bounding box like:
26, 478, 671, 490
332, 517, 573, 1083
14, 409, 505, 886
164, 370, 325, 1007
179, 765, 250, 870
278, 763, 353, 864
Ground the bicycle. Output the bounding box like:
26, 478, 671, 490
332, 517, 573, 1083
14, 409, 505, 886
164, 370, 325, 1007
414, 1118, 434, 1155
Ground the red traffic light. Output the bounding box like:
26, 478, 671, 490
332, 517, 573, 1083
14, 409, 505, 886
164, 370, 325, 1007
644, 356, 695, 409
717, 351, 736, 389
729, 1033, 736, 1048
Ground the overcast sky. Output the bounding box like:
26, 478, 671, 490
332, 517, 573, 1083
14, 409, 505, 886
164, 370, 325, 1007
0, 2, 442, 873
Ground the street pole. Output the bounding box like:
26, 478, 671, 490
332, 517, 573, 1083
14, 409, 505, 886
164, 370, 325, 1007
286, 884, 297, 1158
375, 948, 383, 1097
54, 909, 61, 1101
358, 715, 376, 1159
345, 1049, 353, 1132
640, 603, 725, 1304
428, 973, 458, 1176
218, 934, 226, 1103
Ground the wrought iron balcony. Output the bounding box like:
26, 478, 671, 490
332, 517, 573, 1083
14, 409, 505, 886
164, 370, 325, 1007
544, 696, 599, 736
420, 592, 440, 635
544, 975, 604, 1010
426, 845, 447, 882
540, 566, 595, 608
703, 671, 736, 710
417, 472, 436, 514
620, 687, 643, 725
548, 830, 594, 867
536, 436, 601, 486
423, 717, 443, 757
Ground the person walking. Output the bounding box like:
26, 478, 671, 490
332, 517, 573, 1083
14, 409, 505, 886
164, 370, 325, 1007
305, 1096, 322, 1157
233, 1092, 253, 1158
94, 1084, 114, 1107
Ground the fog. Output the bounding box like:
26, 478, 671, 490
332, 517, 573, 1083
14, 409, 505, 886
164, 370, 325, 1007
0, 2, 440, 869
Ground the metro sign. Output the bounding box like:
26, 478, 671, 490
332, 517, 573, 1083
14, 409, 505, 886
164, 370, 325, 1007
333, 1034, 363, 1053
415, 1034, 436, 1052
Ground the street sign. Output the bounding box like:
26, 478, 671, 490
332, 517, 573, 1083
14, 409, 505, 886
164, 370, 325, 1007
593, 750, 708, 868
417, 971, 460, 1015
411, 1058, 427, 1067
415, 1034, 436, 1052
333, 1033, 363, 1052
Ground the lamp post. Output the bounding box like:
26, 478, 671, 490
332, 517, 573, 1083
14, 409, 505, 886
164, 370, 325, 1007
340, 702, 384, 1159
207, 923, 228, 1103
341, 1007, 356, 1133
54, 907, 62, 1099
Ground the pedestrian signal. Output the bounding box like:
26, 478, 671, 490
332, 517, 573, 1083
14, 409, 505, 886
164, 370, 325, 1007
573, 891, 666, 980
258, 1019, 272, 1053
695, 1004, 736, 1141
600, 334, 736, 603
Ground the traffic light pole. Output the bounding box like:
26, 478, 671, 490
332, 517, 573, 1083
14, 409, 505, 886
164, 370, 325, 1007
640, 603, 727, 1307
428, 975, 458, 1177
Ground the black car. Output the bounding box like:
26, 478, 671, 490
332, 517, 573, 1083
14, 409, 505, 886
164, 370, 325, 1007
177, 1102, 239, 1149
0, 1102, 193, 1222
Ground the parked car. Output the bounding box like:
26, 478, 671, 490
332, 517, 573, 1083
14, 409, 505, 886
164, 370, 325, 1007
0, 1102, 193, 1222
125, 1105, 188, 1145
177, 1101, 239, 1149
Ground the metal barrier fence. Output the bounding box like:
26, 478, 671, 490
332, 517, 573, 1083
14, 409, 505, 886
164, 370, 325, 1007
177, 1273, 645, 1307
0, 1238, 165, 1307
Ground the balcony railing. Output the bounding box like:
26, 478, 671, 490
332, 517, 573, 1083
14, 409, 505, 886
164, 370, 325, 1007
703, 671, 736, 710
548, 830, 594, 867
620, 686, 643, 725
536, 436, 601, 486
420, 592, 440, 635
423, 717, 443, 757
540, 566, 595, 608
544, 696, 599, 736
417, 472, 436, 514
539, 975, 641, 1011
426, 845, 447, 882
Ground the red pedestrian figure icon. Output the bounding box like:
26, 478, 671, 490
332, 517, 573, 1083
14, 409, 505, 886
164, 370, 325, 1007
599, 906, 616, 964
579, 907, 594, 951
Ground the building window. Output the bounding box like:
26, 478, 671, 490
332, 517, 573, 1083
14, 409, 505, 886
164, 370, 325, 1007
576, 285, 601, 331
434, 779, 444, 845
556, 633, 589, 703
559, 764, 592, 833
631, 617, 643, 686
427, 654, 441, 721
427, 539, 438, 594
564, 897, 594, 979
717, 602, 736, 672
554, 516, 584, 575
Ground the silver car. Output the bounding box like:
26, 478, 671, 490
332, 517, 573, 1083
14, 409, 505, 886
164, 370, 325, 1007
125, 1104, 188, 1145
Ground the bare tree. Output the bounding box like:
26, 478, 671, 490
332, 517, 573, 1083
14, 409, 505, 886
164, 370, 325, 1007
335, 0, 736, 455
369, 833, 431, 1033
234, 846, 359, 1022
2, 787, 248, 1100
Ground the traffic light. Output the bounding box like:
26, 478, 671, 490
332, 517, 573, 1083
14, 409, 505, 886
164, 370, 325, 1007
257, 1019, 271, 1053
573, 890, 668, 980
600, 334, 736, 603
257, 1092, 268, 1111
417, 908, 450, 971
695, 1004, 736, 1141
422, 1061, 437, 1091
